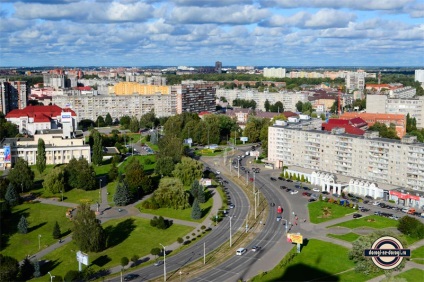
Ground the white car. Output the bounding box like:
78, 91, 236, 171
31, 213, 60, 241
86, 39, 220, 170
290, 190, 299, 195
372, 201, 380, 206
312, 188, 321, 192
216, 171, 221, 174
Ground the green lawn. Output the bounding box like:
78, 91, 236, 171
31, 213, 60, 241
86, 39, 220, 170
32, 217, 192, 281
107, 180, 119, 206
339, 269, 382, 282
395, 268, 424, 281
62, 188, 101, 204
0, 203, 74, 260
411, 245, 424, 265
308, 201, 356, 224
137, 192, 213, 222
118, 155, 156, 174
327, 232, 360, 242
328, 215, 398, 229
252, 239, 359, 281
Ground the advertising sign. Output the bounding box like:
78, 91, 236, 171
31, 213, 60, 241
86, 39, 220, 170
61, 112, 72, 123
240, 137, 248, 142
287, 233, 303, 244
76, 251, 89, 266
3, 146, 11, 163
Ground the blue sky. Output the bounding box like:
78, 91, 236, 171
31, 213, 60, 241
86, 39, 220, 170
0, 0, 423, 67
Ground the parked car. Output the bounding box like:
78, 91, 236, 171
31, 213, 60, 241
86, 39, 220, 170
280, 185, 287, 190
290, 190, 299, 195
278, 177, 283, 180
360, 208, 370, 212
365, 195, 373, 199
372, 201, 380, 206
353, 213, 362, 219
154, 260, 164, 266
216, 170, 221, 174
322, 191, 329, 195
124, 274, 140, 281
270, 177, 277, 181
313, 188, 321, 192
229, 204, 235, 209
308, 198, 317, 202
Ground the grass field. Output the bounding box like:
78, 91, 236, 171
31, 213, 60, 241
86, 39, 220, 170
118, 155, 156, 174
308, 201, 356, 224
327, 232, 360, 242
137, 192, 213, 222
328, 215, 398, 229
32, 217, 192, 281
411, 245, 424, 265
395, 268, 424, 281
0, 203, 74, 260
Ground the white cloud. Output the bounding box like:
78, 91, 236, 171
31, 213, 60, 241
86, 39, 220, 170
168, 5, 270, 25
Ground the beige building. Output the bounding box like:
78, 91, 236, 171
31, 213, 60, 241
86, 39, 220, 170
0, 129, 91, 170
113, 82, 170, 95
268, 121, 424, 192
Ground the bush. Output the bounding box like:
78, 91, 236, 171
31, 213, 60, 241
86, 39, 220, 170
150, 216, 172, 230
144, 158, 153, 165
177, 237, 184, 244
186, 235, 190, 239
398, 216, 424, 239
183, 240, 191, 245
64, 270, 83, 282
200, 225, 206, 230
121, 257, 129, 267
141, 198, 160, 210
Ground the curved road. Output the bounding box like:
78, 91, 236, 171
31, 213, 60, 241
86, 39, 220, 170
109, 161, 250, 281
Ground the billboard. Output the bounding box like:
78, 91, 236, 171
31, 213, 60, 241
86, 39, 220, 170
76, 251, 89, 266
61, 112, 72, 123
287, 233, 303, 244
3, 146, 11, 163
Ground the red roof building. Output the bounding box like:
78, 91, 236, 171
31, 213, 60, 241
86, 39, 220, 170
322, 118, 365, 135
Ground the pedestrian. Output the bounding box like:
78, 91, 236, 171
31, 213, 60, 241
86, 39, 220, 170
295, 221, 297, 226
304, 219, 306, 222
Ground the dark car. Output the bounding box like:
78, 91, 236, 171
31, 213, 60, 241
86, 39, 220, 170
286, 188, 292, 192
322, 191, 329, 195
280, 185, 287, 190
286, 179, 293, 183
270, 177, 277, 181
363, 200, 369, 204
365, 195, 373, 199
303, 186, 310, 190
308, 198, 316, 202
278, 176, 283, 180
360, 208, 370, 212
353, 213, 362, 219
252, 245, 261, 252
124, 274, 140, 281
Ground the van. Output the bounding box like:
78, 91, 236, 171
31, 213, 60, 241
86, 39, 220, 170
236, 248, 247, 256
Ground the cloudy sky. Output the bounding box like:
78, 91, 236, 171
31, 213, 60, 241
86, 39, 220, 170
1, 0, 423, 67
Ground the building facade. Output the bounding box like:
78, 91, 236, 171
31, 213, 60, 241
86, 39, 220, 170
0, 130, 90, 170
173, 84, 216, 114
366, 94, 424, 129
53, 93, 176, 121
0, 80, 29, 114
415, 69, 424, 84
268, 121, 424, 191
263, 68, 286, 78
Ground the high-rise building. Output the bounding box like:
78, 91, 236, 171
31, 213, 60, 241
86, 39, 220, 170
0, 79, 29, 114
173, 83, 216, 114
415, 69, 424, 84
345, 71, 365, 92
263, 68, 286, 78
215, 61, 222, 74
43, 73, 66, 89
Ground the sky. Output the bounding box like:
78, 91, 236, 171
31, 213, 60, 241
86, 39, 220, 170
0, 0, 423, 67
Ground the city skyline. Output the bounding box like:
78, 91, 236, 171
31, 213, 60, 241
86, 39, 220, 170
1, 0, 423, 67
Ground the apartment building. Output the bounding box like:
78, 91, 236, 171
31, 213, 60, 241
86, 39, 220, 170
415, 69, 424, 84
0, 79, 29, 114
345, 72, 365, 92
268, 121, 424, 193
113, 82, 170, 95
52, 93, 176, 121
263, 67, 286, 78
43, 73, 66, 89
173, 83, 216, 114
0, 129, 90, 171
366, 94, 424, 128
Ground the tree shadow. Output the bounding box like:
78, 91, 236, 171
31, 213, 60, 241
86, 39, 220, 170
28, 222, 47, 233
205, 190, 214, 202
0, 208, 30, 251
269, 263, 339, 281
201, 206, 212, 218
91, 255, 112, 267
39, 259, 61, 276
104, 218, 136, 248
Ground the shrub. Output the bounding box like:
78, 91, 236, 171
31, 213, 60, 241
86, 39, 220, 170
121, 257, 129, 267
186, 235, 190, 239
398, 216, 424, 239
183, 240, 191, 245
177, 237, 184, 244
201, 225, 206, 230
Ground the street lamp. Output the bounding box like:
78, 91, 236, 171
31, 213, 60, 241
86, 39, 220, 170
246, 171, 249, 185
254, 190, 259, 219
47, 272, 55, 282
281, 218, 288, 234
159, 243, 166, 281
179, 270, 182, 282
99, 179, 102, 204
38, 234, 42, 250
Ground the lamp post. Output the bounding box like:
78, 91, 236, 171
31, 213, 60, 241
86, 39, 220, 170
254, 190, 259, 219
159, 243, 166, 281
252, 171, 256, 193
99, 179, 102, 204
179, 271, 182, 282
38, 234, 42, 250
47, 272, 55, 282
60, 190, 63, 202
215, 209, 226, 226
281, 218, 288, 234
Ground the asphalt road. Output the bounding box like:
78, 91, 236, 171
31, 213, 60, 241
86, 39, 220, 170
109, 160, 250, 282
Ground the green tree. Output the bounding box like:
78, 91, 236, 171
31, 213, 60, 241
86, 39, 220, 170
131, 255, 138, 266
349, 230, 406, 275
244, 117, 265, 143
17, 215, 28, 234
64, 270, 83, 282
197, 184, 205, 204
172, 157, 203, 186
295, 101, 303, 112
7, 158, 34, 193
32, 260, 40, 278
121, 257, 129, 268
264, 99, 271, 112
0, 254, 19, 282
139, 110, 158, 129
149, 177, 190, 209
105, 113, 113, 126
95, 115, 106, 127
191, 198, 202, 219
0, 177, 9, 200
190, 180, 200, 199
72, 203, 105, 252
124, 158, 146, 197
43, 166, 65, 194
120, 115, 131, 129
19, 257, 34, 281
155, 156, 175, 177
36, 138, 46, 174
158, 135, 184, 163
108, 159, 119, 182
114, 177, 132, 206
129, 116, 140, 133
91, 130, 103, 165
397, 216, 424, 239
5, 183, 19, 206
150, 247, 161, 259
53, 221, 61, 239
65, 158, 96, 191
302, 102, 312, 113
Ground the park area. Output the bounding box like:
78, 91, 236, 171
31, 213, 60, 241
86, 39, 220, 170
308, 201, 356, 223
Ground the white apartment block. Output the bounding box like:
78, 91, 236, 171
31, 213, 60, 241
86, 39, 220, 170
367, 94, 424, 128
389, 86, 416, 99
0, 129, 91, 170
52, 93, 176, 121
346, 72, 365, 92
43, 74, 65, 89
415, 69, 424, 84
216, 88, 309, 112
77, 79, 120, 95
268, 122, 424, 192
263, 68, 286, 78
